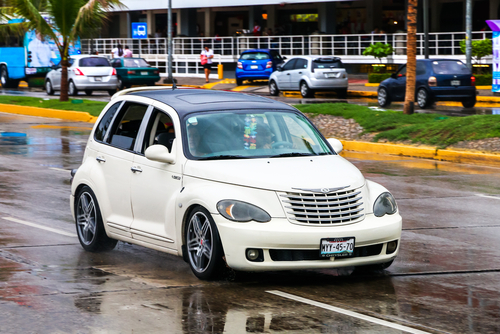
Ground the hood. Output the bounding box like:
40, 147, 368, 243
183, 155, 365, 192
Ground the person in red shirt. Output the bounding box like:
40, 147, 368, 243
253, 21, 261, 36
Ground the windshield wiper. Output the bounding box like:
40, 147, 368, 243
197, 155, 249, 160
269, 152, 315, 158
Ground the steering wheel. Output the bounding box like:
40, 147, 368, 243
272, 141, 293, 149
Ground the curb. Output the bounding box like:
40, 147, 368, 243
0, 103, 98, 123
348, 90, 500, 104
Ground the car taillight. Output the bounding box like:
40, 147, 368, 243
428, 76, 437, 87
111, 68, 117, 76
127, 70, 136, 74
154, 70, 159, 74
471, 76, 476, 86
266, 61, 272, 69
237, 62, 243, 69
73, 68, 84, 76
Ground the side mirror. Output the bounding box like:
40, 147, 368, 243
391, 73, 397, 79
145, 143, 176, 164
327, 138, 343, 154
277, 65, 283, 72
283, 56, 287, 60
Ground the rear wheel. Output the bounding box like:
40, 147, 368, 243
337, 88, 348, 99
75, 186, 117, 252
45, 80, 54, 95
417, 88, 431, 109
68, 80, 78, 96
377, 87, 391, 107
108, 89, 117, 96
269, 80, 279, 96
85, 90, 93, 96
0, 66, 19, 89
236, 78, 243, 86
117, 77, 124, 90
300, 81, 313, 98
462, 96, 476, 108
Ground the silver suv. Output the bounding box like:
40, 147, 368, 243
269, 56, 348, 98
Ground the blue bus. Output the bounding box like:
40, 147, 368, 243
0, 26, 80, 88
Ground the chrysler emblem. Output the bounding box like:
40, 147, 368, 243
321, 188, 330, 193
292, 185, 350, 194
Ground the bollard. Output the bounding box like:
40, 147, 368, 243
218, 64, 223, 79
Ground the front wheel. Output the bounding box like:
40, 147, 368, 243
185, 206, 224, 280
269, 80, 279, 96
300, 81, 313, 98
68, 81, 78, 96
75, 186, 117, 252
417, 88, 431, 109
462, 96, 476, 108
377, 87, 391, 107
45, 80, 54, 95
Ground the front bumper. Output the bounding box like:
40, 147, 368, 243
215, 212, 402, 271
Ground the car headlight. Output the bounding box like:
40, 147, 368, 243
217, 200, 271, 223
373, 192, 397, 217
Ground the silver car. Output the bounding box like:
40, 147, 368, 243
269, 56, 348, 98
45, 55, 118, 96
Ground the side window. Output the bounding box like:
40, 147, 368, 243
282, 59, 297, 71
94, 102, 121, 142
416, 62, 426, 76
294, 58, 307, 69
107, 102, 149, 151
142, 108, 175, 153
397, 65, 407, 77
111, 60, 121, 68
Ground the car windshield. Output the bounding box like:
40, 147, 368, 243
240, 52, 270, 60
79, 57, 110, 67
312, 58, 343, 69
183, 110, 333, 160
123, 58, 150, 68
431, 61, 470, 74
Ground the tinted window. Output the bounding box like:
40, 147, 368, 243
142, 109, 175, 153
79, 57, 110, 67
416, 62, 426, 75
431, 60, 470, 74
94, 102, 121, 142
295, 58, 308, 69
107, 103, 149, 151
397, 65, 407, 76
312, 58, 343, 69
282, 59, 296, 71
123, 58, 150, 68
240, 52, 270, 60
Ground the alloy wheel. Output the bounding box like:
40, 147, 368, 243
378, 88, 387, 106
76, 191, 97, 246
187, 211, 214, 273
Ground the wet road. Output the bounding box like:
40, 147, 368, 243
1, 112, 500, 333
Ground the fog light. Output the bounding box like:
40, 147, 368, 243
386, 240, 398, 254
246, 248, 263, 262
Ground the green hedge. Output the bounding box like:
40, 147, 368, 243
368, 73, 392, 83
474, 74, 492, 86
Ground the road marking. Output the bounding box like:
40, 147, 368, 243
475, 194, 500, 200
2, 217, 77, 238
266, 290, 431, 334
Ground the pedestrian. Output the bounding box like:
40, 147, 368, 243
253, 21, 261, 36
123, 45, 133, 58
111, 43, 124, 58
200, 45, 214, 83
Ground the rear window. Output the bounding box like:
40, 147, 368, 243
312, 58, 344, 69
123, 58, 150, 68
240, 52, 270, 60
79, 57, 110, 67
431, 61, 470, 74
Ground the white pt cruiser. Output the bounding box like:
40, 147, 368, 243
70, 88, 402, 280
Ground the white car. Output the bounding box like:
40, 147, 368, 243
45, 55, 118, 96
70, 88, 401, 280
269, 56, 348, 98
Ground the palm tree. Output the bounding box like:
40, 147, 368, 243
4, 0, 123, 101
404, 0, 418, 115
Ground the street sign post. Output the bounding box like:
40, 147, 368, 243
132, 22, 148, 39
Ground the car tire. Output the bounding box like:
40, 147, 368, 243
236, 78, 243, 86
1, 66, 19, 89
117, 77, 124, 90
68, 80, 78, 96
416, 88, 431, 109
300, 81, 313, 98
337, 88, 348, 99
45, 80, 54, 95
269, 80, 279, 96
185, 206, 225, 280
85, 90, 93, 96
108, 89, 117, 96
377, 87, 391, 107
462, 96, 476, 108
75, 186, 117, 252
148, 81, 156, 86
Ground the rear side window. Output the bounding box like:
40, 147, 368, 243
416, 62, 427, 75
107, 102, 149, 151
94, 102, 121, 142
295, 58, 308, 69
312, 59, 344, 69
240, 52, 270, 60
431, 61, 470, 74
79, 57, 110, 67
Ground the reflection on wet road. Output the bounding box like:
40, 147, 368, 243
1, 112, 500, 333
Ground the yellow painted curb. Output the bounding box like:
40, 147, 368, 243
476, 86, 492, 90
0, 103, 98, 123
340, 140, 500, 167
365, 83, 380, 87
348, 90, 377, 97
232, 85, 252, 92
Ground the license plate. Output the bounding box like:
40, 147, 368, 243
141, 71, 148, 75
94, 77, 102, 81
451, 80, 460, 86
320, 237, 355, 258
251, 65, 259, 69
326, 73, 339, 78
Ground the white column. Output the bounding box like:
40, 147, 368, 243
265, 5, 276, 32
205, 8, 212, 37
147, 11, 155, 36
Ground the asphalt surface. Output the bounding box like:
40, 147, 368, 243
1, 113, 500, 333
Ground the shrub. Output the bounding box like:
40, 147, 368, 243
368, 73, 392, 83
474, 74, 492, 86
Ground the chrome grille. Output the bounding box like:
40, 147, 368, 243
280, 188, 364, 225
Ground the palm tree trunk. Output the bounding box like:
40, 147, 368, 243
60, 59, 69, 102
404, 0, 418, 115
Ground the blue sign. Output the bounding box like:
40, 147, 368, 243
132, 22, 148, 39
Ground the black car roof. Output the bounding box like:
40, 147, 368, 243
129, 89, 296, 116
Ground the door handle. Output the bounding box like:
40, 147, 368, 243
298, 72, 302, 74
131, 166, 143, 173
287, 73, 290, 75
96, 156, 106, 163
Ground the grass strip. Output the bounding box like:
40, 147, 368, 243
0, 95, 108, 117
295, 103, 500, 147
